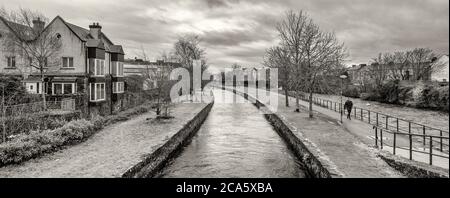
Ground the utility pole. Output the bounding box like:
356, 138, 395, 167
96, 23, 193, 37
339, 71, 348, 124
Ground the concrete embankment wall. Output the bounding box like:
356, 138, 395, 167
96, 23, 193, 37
227, 87, 337, 178
122, 102, 214, 178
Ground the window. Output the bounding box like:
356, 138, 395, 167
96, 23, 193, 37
52, 83, 75, 95
113, 82, 124, 93
6, 56, 16, 68
28, 57, 33, 66
111, 62, 124, 76
62, 57, 74, 68
94, 59, 105, 76
89, 83, 105, 101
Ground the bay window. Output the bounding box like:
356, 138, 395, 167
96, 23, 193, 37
94, 59, 105, 76
111, 62, 124, 76
90, 83, 105, 101
113, 82, 124, 93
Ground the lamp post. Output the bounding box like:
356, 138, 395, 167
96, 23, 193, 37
339, 71, 348, 124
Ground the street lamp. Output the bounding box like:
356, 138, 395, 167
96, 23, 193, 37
339, 71, 348, 124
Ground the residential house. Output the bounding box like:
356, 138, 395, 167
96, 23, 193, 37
0, 16, 125, 115
430, 54, 449, 83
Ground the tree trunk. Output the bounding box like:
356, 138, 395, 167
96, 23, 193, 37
41, 72, 47, 111
284, 87, 289, 107
295, 90, 300, 112
309, 89, 313, 118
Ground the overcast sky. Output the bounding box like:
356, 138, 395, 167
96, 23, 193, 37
1, 0, 448, 71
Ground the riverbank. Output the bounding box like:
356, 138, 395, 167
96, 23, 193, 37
226, 86, 404, 177
0, 103, 208, 178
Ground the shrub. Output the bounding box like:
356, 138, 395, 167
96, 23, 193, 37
0, 111, 81, 140
343, 86, 360, 98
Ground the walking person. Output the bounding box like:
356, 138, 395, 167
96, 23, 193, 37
343, 99, 353, 120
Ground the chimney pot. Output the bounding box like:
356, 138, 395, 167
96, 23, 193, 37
89, 22, 102, 39
32, 17, 45, 31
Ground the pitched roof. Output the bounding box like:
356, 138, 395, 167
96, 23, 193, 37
0, 16, 35, 40
50, 16, 118, 52
65, 22, 93, 41
110, 45, 124, 54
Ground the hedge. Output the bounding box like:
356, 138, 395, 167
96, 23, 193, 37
0, 102, 153, 167
0, 111, 81, 140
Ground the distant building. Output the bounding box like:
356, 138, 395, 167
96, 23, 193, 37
430, 54, 449, 83
123, 58, 180, 90
347, 55, 448, 86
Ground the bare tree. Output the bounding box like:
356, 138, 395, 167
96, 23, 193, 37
1, 8, 62, 110
368, 53, 390, 89
139, 48, 174, 118
263, 45, 292, 107
173, 34, 208, 93
388, 51, 411, 80
276, 10, 308, 112
408, 48, 438, 81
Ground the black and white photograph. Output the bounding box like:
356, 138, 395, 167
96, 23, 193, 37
0, 0, 448, 195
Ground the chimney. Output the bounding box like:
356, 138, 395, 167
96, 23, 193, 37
32, 17, 45, 31
89, 22, 102, 39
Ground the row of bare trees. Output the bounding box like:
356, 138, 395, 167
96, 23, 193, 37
367, 48, 443, 89
264, 10, 347, 118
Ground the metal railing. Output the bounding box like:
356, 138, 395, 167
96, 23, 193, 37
296, 93, 449, 153
373, 125, 449, 165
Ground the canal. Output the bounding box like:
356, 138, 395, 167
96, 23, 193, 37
157, 89, 306, 178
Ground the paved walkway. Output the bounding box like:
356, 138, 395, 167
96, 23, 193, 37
283, 93, 449, 169
0, 103, 207, 178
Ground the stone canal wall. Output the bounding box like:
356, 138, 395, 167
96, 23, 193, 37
226, 87, 338, 178
378, 151, 449, 178
122, 101, 214, 178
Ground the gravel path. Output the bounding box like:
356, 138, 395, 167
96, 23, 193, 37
0, 103, 206, 178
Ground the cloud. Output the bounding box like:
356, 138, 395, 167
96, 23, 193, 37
1, 0, 448, 68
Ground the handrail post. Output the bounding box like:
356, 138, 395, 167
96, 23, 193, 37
361, 109, 363, 121
380, 129, 383, 149
422, 126, 426, 147
368, 111, 371, 124
386, 115, 388, 129
393, 133, 396, 155
375, 127, 378, 148
376, 112, 379, 126
354, 107, 356, 118
429, 137, 433, 165
440, 130, 443, 152
396, 118, 399, 133
409, 123, 412, 160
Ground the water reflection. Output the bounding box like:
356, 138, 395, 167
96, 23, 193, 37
158, 89, 305, 178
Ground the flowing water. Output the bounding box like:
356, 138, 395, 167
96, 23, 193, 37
158, 89, 305, 178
